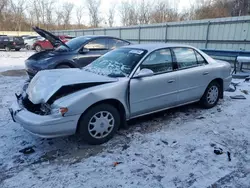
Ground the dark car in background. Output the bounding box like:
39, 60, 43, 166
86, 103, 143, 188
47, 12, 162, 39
0, 35, 25, 51
25, 27, 131, 79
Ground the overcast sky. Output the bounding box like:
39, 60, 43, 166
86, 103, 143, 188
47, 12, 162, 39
61, 0, 195, 26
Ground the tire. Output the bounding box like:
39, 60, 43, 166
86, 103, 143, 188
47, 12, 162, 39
5, 46, 10, 51
78, 104, 121, 145
15, 48, 20, 51
56, 64, 71, 69
200, 81, 221, 109
26, 45, 31, 50
35, 45, 42, 52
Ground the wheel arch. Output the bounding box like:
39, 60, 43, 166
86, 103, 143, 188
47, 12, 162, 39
209, 78, 224, 99
55, 62, 75, 68
76, 99, 127, 133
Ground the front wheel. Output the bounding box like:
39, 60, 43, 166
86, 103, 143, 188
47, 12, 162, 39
15, 48, 20, 51
5, 46, 10, 51
78, 104, 120, 145
35, 45, 42, 52
200, 81, 220, 108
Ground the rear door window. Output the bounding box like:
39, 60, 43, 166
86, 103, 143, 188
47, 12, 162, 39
108, 39, 130, 49
172, 48, 198, 69
195, 50, 207, 65
84, 38, 108, 50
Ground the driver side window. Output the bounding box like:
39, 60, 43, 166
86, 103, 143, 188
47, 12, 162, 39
141, 48, 173, 74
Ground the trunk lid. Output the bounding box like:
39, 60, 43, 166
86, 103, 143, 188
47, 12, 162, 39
26, 69, 117, 104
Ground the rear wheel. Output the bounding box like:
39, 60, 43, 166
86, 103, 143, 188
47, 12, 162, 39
35, 45, 42, 52
78, 104, 120, 145
26, 45, 31, 50
5, 46, 10, 51
200, 81, 220, 108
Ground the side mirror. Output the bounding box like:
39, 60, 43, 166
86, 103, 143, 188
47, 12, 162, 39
79, 48, 90, 54
134, 68, 154, 78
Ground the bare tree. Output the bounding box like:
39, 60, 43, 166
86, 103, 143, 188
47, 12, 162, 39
0, 0, 8, 29
138, 0, 151, 24
10, 0, 27, 31
120, 1, 138, 26
0, 0, 8, 15
232, 0, 250, 16
76, 5, 84, 27
86, 0, 101, 27
107, 4, 116, 27
61, 2, 74, 29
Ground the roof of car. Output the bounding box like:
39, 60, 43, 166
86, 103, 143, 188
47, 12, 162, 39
122, 43, 195, 51
76, 35, 129, 41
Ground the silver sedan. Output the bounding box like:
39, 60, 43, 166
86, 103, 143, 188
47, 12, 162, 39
10, 43, 232, 144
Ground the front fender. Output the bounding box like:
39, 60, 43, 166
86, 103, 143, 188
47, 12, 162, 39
52, 79, 130, 119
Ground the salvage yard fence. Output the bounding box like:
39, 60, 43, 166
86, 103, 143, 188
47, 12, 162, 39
53, 16, 250, 53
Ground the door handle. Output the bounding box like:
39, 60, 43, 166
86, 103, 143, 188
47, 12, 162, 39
168, 80, 175, 83
203, 72, 209, 75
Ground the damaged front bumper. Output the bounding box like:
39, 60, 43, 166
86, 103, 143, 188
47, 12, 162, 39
9, 94, 80, 138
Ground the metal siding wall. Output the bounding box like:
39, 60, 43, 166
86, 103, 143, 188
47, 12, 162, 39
94, 30, 105, 35
76, 31, 84, 37
52, 16, 250, 51
106, 30, 120, 37
140, 26, 165, 41
121, 28, 138, 40
84, 30, 94, 35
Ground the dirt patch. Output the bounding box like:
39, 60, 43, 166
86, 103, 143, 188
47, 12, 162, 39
0, 69, 26, 77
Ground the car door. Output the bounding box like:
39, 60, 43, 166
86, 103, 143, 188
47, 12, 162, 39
77, 38, 109, 67
129, 48, 179, 117
3, 37, 10, 48
172, 47, 212, 104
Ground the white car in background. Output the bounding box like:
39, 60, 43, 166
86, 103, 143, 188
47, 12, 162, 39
24, 36, 44, 50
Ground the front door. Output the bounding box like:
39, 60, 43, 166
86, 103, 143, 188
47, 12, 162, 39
129, 48, 179, 117
77, 38, 109, 67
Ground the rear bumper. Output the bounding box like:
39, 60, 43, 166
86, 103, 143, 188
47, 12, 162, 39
9, 96, 80, 138
224, 75, 232, 90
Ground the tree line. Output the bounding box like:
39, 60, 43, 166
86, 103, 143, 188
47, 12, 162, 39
0, 0, 249, 31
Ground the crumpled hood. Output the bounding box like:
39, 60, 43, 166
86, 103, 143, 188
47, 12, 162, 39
27, 69, 117, 104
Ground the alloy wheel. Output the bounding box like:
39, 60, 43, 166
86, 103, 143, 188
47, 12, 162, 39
88, 111, 115, 139
207, 85, 219, 105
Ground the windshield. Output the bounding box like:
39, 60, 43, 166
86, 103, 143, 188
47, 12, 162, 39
55, 37, 90, 52
83, 48, 147, 77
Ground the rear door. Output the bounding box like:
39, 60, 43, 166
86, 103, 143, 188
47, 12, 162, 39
77, 38, 109, 67
172, 47, 211, 104
130, 48, 179, 117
